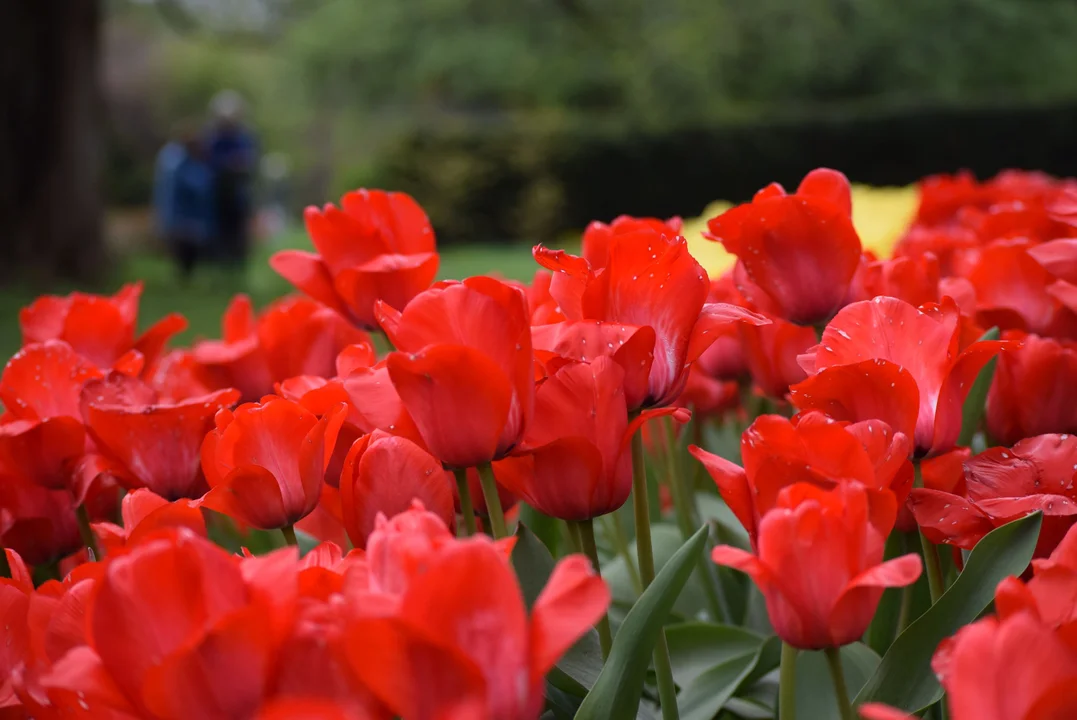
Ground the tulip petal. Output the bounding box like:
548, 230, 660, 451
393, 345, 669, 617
200, 466, 290, 530
387, 345, 513, 468
334, 253, 440, 329
339, 432, 454, 549
790, 360, 921, 445
270, 250, 349, 317
690, 446, 756, 539
142, 606, 272, 720
529, 554, 612, 683
908, 488, 996, 549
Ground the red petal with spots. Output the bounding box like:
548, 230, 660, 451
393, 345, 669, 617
791, 360, 921, 447
1, 341, 103, 420
82, 374, 239, 501
710, 171, 860, 325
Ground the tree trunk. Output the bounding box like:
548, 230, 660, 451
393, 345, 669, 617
0, 0, 106, 286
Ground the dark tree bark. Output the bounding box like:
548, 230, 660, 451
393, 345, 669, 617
0, 0, 106, 285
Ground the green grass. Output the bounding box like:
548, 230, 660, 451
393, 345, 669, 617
0, 229, 549, 362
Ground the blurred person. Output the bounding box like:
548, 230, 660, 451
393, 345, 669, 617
153, 123, 215, 282
205, 90, 258, 267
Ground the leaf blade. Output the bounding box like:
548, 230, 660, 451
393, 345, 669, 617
854, 511, 1042, 712
575, 525, 710, 720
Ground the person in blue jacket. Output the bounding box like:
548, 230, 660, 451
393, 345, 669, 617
205, 90, 258, 266
153, 123, 215, 281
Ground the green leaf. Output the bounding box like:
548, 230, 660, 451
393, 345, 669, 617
722, 696, 774, 719
677, 647, 761, 720
795, 643, 880, 718
295, 529, 320, 556
511, 523, 604, 695
740, 635, 781, 687
957, 325, 1000, 447
604, 523, 709, 620
696, 492, 751, 550
855, 512, 1043, 712
666, 622, 763, 686
518, 502, 562, 557
575, 525, 710, 720
668, 626, 772, 720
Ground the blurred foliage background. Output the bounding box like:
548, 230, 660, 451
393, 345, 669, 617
3, 0, 1077, 356
106, 0, 1077, 244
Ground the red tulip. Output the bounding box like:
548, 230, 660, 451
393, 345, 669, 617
534, 228, 768, 409
0, 549, 32, 710
581, 215, 682, 270
0, 341, 101, 491
738, 314, 817, 400
712, 482, 921, 649
497, 356, 688, 520
986, 332, 1077, 445
933, 613, 1077, 719
339, 430, 454, 549
965, 243, 1077, 337
376, 276, 534, 468
791, 296, 1012, 457
343, 523, 609, 720
80, 372, 239, 501
90, 489, 206, 556
193, 295, 369, 402
994, 520, 1077, 636
892, 226, 979, 278
691, 411, 912, 548
35, 531, 298, 718
694, 274, 749, 382
705, 168, 861, 326
200, 397, 347, 530
271, 189, 439, 330
20, 282, 186, 370
0, 475, 84, 566
674, 365, 739, 419
848, 253, 942, 307
910, 434, 1077, 558
914, 171, 986, 226
931, 526, 1077, 719
524, 270, 565, 325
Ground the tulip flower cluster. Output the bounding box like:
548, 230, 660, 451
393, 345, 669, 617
2, 174, 1077, 719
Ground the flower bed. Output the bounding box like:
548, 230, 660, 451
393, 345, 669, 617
2, 171, 1077, 719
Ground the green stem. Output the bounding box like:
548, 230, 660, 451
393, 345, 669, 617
76, 504, 102, 561
895, 583, 914, 638
631, 425, 680, 720
572, 519, 613, 659
664, 419, 729, 623
779, 642, 798, 720
281, 524, 298, 547
477, 462, 508, 539
602, 512, 642, 595
920, 530, 945, 604
567, 518, 584, 552
824, 647, 854, 720
913, 462, 945, 604
453, 468, 477, 537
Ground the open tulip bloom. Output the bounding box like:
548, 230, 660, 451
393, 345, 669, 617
6, 169, 1077, 719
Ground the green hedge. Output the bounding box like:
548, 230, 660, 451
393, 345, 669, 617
370, 100, 1077, 246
